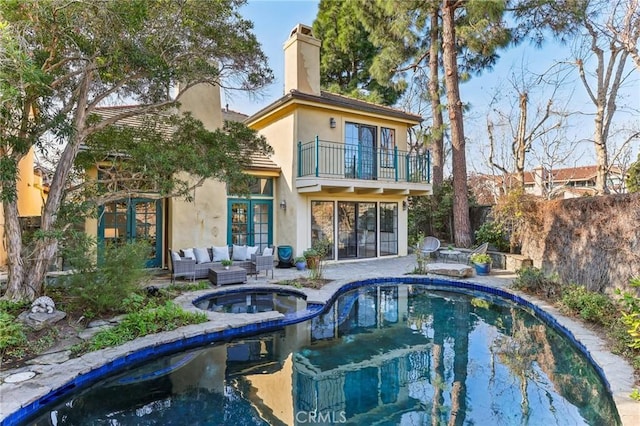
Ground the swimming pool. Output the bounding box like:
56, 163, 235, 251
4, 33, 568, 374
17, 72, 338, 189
193, 288, 308, 315
13, 280, 621, 425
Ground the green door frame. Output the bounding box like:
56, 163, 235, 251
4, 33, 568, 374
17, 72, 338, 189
227, 199, 273, 252
97, 198, 163, 268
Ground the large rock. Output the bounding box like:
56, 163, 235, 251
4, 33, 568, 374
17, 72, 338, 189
17, 310, 66, 331
426, 262, 474, 278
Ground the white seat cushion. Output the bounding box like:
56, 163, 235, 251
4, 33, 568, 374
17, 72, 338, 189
262, 247, 273, 256
171, 251, 181, 262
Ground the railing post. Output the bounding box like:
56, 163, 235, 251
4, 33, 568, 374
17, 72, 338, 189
405, 154, 410, 182
297, 141, 302, 177
315, 136, 320, 177
394, 145, 399, 181
427, 150, 431, 183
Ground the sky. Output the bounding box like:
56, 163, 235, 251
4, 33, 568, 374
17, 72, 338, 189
225, 0, 639, 172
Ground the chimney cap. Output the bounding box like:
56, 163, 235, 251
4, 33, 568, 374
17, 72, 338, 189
289, 24, 314, 38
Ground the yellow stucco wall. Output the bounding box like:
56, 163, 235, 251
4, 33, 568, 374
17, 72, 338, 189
169, 175, 230, 251
255, 113, 296, 252
169, 83, 228, 253
17, 148, 46, 217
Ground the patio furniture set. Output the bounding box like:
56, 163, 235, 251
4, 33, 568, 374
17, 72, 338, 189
168, 245, 274, 285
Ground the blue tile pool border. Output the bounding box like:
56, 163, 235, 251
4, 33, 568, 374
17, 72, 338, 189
4, 276, 616, 425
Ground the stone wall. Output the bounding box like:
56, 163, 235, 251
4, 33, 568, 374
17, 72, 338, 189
520, 193, 640, 293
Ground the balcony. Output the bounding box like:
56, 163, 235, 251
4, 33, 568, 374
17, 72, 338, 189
296, 138, 431, 195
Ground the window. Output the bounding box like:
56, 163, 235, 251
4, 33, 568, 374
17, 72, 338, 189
227, 177, 273, 196
381, 127, 396, 168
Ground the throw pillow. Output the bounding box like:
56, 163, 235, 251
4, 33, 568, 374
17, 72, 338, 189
233, 244, 247, 261
182, 248, 195, 260
212, 245, 230, 262
262, 247, 273, 256
171, 251, 181, 262
194, 247, 211, 264
246, 246, 258, 260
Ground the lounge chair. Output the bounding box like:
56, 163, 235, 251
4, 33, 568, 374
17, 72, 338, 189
420, 237, 441, 261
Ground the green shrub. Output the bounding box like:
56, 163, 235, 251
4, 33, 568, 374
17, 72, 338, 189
64, 241, 151, 317
512, 267, 562, 299
561, 285, 617, 326
617, 277, 640, 351
0, 311, 27, 352
0, 300, 30, 317
83, 301, 207, 352
474, 221, 510, 252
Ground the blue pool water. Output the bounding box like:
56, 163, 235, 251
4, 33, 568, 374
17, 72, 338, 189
193, 289, 307, 315
20, 282, 619, 425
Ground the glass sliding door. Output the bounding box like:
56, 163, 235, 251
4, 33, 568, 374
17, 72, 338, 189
337, 201, 377, 260
379, 203, 398, 256
358, 202, 377, 258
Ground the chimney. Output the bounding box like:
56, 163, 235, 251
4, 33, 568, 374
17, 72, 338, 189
283, 24, 321, 96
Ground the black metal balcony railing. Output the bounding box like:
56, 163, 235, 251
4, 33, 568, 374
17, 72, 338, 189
297, 137, 431, 183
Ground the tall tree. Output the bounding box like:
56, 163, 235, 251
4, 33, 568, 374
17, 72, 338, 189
440, 0, 511, 247
0, 0, 273, 302
313, 0, 404, 105
358, 0, 510, 247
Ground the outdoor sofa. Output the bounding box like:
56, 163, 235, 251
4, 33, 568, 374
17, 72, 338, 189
168, 245, 274, 282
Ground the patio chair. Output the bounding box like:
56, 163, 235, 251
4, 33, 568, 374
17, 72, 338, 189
168, 249, 196, 283
251, 248, 274, 279
420, 236, 441, 261
466, 242, 489, 264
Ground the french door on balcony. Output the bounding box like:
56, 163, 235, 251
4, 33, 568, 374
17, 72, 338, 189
98, 199, 162, 267
345, 123, 377, 180
228, 199, 272, 252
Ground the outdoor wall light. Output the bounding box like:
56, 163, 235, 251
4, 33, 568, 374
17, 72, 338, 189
329, 117, 336, 128
402, 200, 408, 211
280, 200, 287, 210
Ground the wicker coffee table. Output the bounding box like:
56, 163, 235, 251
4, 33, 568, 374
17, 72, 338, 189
208, 266, 247, 286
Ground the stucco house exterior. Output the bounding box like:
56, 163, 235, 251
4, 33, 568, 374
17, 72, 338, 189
246, 24, 430, 261
88, 24, 430, 270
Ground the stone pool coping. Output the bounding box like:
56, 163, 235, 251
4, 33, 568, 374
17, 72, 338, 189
1, 259, 637, 425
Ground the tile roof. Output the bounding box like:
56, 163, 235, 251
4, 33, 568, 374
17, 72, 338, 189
93, 105, 280, 173
246, 89, 423, 124
523, 165, 623, 184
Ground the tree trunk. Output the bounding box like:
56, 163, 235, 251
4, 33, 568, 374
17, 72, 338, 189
2, 199, 31, 301
4, 73, 93, 302
515, 93, 528, 189
441, 0, 471, 248
429, 8, 444, 189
